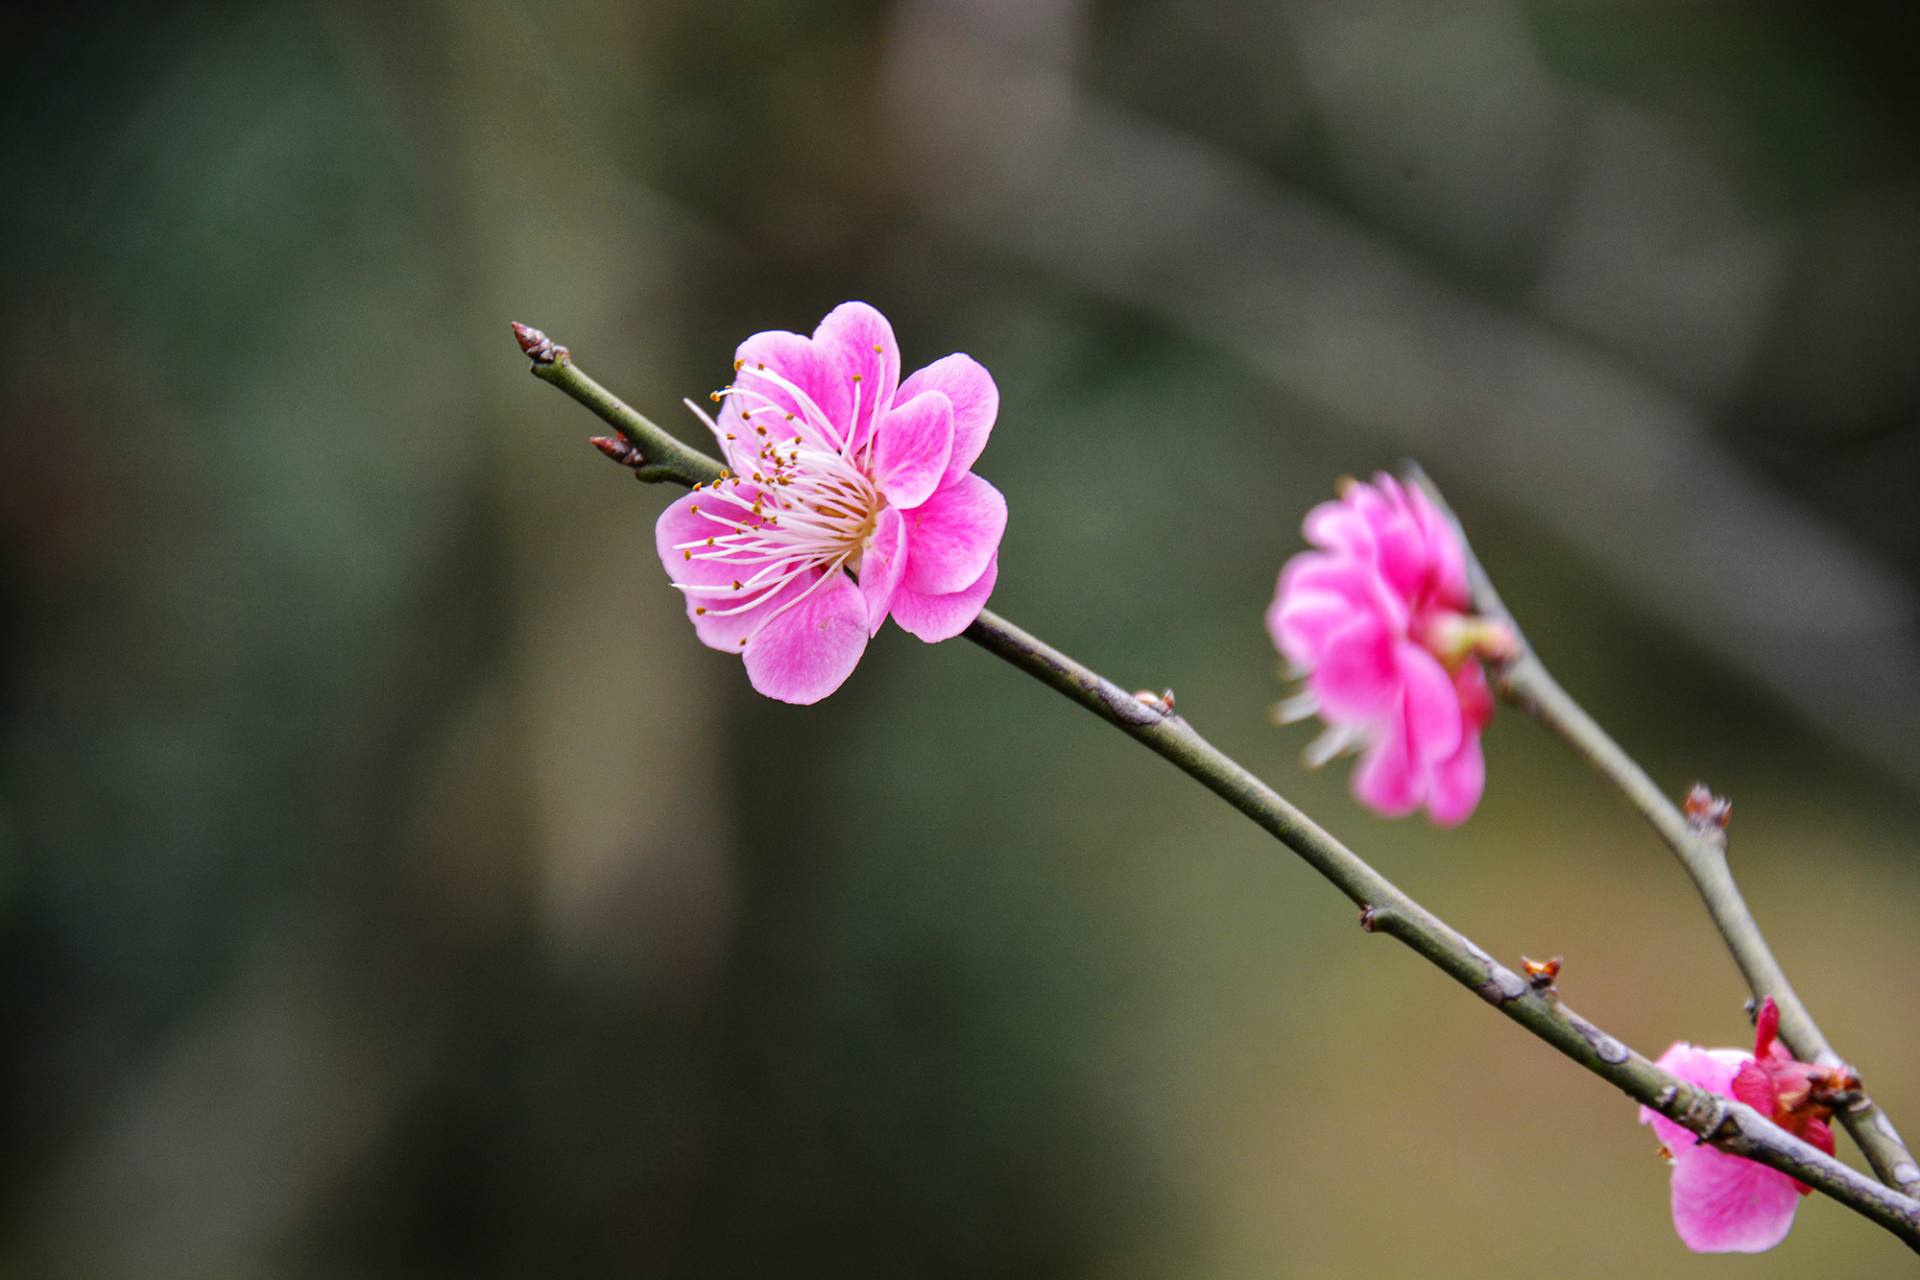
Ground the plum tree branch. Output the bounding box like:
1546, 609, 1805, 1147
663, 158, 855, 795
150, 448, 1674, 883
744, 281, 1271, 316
517, 326, 1920, 1249
1408, 466, 1920, 1202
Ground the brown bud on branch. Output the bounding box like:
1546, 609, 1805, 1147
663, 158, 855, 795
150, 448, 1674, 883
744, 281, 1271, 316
511, 321, 569, 366
1521, 955, 1562, 991
591, 436, 645, 469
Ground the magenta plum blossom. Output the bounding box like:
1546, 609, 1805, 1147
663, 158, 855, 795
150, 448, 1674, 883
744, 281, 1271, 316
1639, 998, 1857, 1253
1265, 473, 1511, 825
655, 302, 1005, 704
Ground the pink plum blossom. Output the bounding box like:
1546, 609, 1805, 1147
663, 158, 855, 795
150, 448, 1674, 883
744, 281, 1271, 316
1638, 998, 1856, 1253
656, 302, 1005, 704
1265, 473, 1510, 825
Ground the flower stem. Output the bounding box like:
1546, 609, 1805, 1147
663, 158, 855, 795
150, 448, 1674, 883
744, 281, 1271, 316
527, 344, 727, 489
1409, 465, 1920, 1202
519, 330, 1920, 1250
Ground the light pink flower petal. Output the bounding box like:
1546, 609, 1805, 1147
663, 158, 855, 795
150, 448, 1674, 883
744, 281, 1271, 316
1397, 642, 1464, 766
1309, 613, 1399, 721
900, 472, 1007, 596
656, 488, 796, 651
890, 554, 998, 643
898, 353, 998, 489
1302, 498, 1378, 559
813, 302, 900, 459
733, 329, 853, 455
1367, 476, 1429, 604
1351, 721, 1419, 817
1267, 586, 1357, 671
1407, 483, 1470, 609
1637, 1043, 1798, 1251
1731, 1061, 1776, 1116
742, 570, 870, 705
858, 506, 909, 638
1279, 552, 1376, 610
1280, 551, 1410, 636
870, 389, 954, 510
1667, 1143, 1800, 1253
1454, 661, 1494, 731
1640, 1044, 1746, 1152
1425, 732, 1484, 827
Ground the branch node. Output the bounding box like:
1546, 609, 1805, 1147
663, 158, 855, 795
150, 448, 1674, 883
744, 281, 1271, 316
1564, 1009, 1630, 1064
1132, 688, 1176, 715
1098, 678, 1169, 725
1683, 782, 1732, 847
1521, 954, 1562, 993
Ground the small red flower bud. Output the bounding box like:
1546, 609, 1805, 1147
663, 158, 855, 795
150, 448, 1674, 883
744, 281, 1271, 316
1683, 783, 1732, 836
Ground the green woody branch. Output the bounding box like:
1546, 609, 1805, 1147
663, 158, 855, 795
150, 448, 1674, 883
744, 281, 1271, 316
1409, 466, 1920, 1202
517, 325, 1920, 1250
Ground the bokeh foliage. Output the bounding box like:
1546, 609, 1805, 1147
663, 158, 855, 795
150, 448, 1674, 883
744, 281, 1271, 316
5, 2, 1920, 1275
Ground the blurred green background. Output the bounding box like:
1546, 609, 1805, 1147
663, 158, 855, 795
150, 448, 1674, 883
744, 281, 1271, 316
6, 2, 1920, 1275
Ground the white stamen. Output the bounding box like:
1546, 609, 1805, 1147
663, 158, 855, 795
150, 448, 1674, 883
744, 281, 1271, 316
683, 397, 729, 455
1271, 691, 1320, 725
731, 364, 847, 453
1304, 721, 1369, 769
675, 387, 885, 646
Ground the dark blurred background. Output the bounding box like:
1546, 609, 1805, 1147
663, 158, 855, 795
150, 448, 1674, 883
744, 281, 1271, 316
6, 2, 1920, 1276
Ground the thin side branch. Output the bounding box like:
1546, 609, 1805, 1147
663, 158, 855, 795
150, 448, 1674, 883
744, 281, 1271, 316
1409, 465, 1920, 1200
519, 327, 1920, 1249
518, 326, 727, 489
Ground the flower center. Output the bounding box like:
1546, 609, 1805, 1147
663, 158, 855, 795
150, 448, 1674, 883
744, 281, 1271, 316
1414, 609, 1514, 670
664, 365, 883, 643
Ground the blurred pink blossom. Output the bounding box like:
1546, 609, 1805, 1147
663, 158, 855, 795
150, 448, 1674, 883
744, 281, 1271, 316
1638, 998, 1853, 1253
657, 303, 1004, 704
1266, 474, 1508, 824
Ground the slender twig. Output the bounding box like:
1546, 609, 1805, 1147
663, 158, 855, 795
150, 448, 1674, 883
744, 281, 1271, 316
1409, 465, 1920, 1201
518, 327, 1920, 1249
